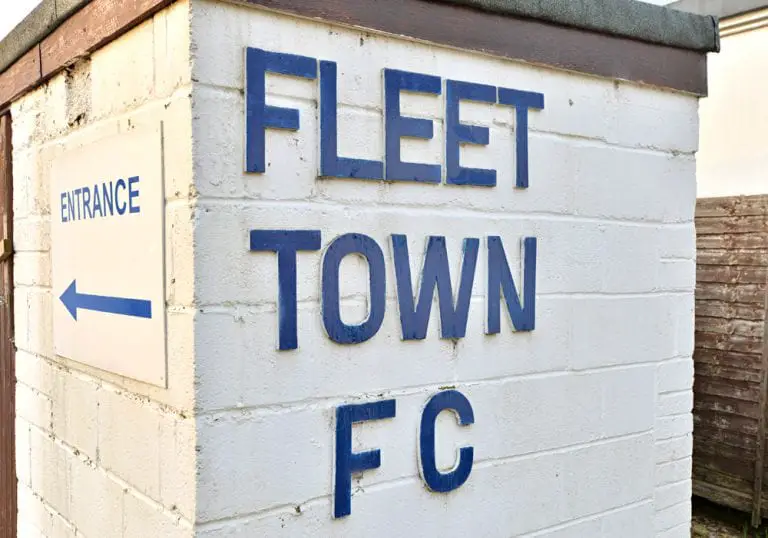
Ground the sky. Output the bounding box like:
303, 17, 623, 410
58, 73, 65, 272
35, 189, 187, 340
0, 0, 42, 41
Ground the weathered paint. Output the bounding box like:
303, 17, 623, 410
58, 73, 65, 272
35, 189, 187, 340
693, 195, 768, 526
8, 0, 704, 535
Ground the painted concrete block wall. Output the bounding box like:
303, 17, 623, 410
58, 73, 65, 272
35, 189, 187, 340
9, 0, 700, 535
189, 1, 698, 536
11, 2, 197, 536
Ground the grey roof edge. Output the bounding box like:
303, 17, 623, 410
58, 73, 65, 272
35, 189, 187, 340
0, 0, 90, 74
0, 0, 719, 77
668, 0, 768, 19
434, 0, 719, 53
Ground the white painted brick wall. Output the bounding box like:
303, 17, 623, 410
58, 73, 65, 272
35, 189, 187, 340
11, 1, 196, 536
10, 0, 701, 535
188, 1, 699, 536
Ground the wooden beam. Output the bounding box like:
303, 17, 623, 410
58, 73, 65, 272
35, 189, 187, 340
0, 0, 175, 111
0, 47, 41, 112
0, 113, 15, 538
751, 264, 768, 526
40, 0, 175, 78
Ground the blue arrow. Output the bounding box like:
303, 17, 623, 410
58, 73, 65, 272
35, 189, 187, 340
60, 280, 152, 321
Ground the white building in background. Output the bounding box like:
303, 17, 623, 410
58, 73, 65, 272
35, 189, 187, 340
0, 1, 42, 42
671, 0, 768, 197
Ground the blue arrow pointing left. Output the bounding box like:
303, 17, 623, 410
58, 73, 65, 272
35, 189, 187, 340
60, 280, 152, 321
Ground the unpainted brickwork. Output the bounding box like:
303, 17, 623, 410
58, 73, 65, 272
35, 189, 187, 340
189, 1, 697, 536
11, 2, 196, 536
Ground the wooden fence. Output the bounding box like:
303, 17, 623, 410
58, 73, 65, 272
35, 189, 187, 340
0, 114, 14, 537
693, 195, 768, 526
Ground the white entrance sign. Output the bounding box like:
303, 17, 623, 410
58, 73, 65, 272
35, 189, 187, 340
50, 125, 166, 386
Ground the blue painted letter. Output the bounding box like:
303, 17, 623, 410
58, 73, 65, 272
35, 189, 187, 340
128, 176, 140, 214
497, 87, 544, 188
82, 187, 92, 219
419, 390, 474, 492
60, 193, 68, 223
445, 80, 497, 187
319, 61, 383, 180
391, 235, 479, 340
335, 399, 396, 518
245, 48, 317, 173
487, 236, 536, 333
115, 179, 127, 215
322, 233, 386, 344
384, 69, 442, 183
249, 230, 322, 350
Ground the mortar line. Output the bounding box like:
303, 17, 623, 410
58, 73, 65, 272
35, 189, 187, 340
192, 82, 696, 158
519, 498, 654, 537
13, 349, 193, 419
17, 481, 85, 537
195, 430, 652, 527
195, 290, 693, 312
197, 363, 665, 418
26, 421, 195, 529
183, 197, 695, 228
654, 478, 691, 491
